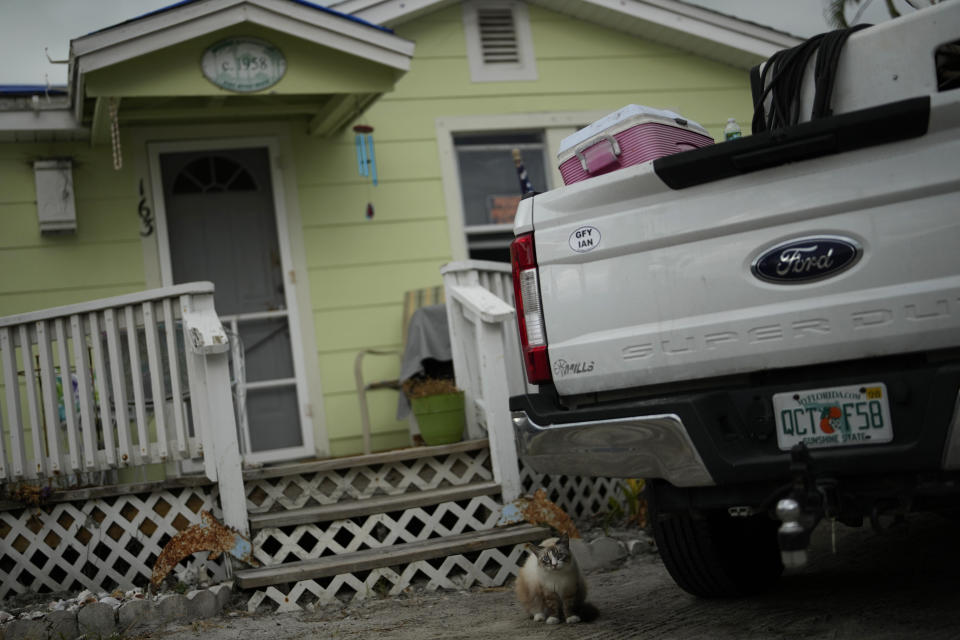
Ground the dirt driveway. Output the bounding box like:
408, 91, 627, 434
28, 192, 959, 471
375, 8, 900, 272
152, 512, 960, 639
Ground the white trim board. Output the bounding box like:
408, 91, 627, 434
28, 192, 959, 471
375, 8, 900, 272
146, 135, 320, 464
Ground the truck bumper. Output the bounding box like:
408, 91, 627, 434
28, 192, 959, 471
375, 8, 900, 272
511, 351, 960, 489
511, 410, 715, 487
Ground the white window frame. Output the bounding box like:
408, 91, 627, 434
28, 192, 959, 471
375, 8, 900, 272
436, 111, 608, 260
462, 0, 538, 83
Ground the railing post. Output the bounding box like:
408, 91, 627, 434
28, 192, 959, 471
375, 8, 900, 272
446, 283, 523, 504
475, 317, 522, 503
181, 293, 249, 537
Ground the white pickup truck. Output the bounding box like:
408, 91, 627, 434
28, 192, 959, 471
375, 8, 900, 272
509, 4, 960, 597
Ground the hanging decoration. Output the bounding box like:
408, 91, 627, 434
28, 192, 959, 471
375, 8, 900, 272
109, 97, 123, 171
354, 125, 378, 186
354, 124, 377, 220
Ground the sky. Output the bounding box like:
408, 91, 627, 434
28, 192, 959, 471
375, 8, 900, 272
0, 0, 906, 86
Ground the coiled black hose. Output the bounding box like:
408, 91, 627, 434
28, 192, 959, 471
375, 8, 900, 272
751, 25, 871, 133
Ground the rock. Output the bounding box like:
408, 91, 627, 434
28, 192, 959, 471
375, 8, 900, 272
186, 589, 217, 619
78, 601, 117, 638
156, 593, 189, 624
45, 609, 79, 639
627, 538, 654, 556
2, 618, 47, 640
571, 536, 627, 572
47, 598, 67, 611
209, 581, 234, 613
118, 597, 157, 633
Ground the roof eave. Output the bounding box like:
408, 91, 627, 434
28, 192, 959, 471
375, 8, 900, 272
341, 0, 802, 68
0, 109, 85, 134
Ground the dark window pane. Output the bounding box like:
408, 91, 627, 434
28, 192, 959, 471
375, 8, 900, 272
455, 134, 546, 227
227, 169, 257, 191
212, 156, 237, 186
185, 157, 213, 186
172, 173, 202, 194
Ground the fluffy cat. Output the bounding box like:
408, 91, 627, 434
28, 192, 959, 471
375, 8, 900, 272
515, 534, 596, 624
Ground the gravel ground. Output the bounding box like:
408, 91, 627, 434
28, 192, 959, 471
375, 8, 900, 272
132, 511, 960, 640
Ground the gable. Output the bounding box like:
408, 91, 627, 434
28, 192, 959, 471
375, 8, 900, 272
66, 0, 416, 134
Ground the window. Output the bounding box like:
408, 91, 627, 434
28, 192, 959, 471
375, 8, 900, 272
455, 131, 547, 261
462, 0, 537, 83
436, 111, 608, 263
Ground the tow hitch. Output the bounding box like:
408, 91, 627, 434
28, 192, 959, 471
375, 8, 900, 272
775, 444, 829, 569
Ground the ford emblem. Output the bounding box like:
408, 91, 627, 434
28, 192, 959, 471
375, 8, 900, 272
752, 236, 862, 284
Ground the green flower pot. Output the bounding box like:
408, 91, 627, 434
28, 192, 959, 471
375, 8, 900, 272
411, 390, 466, 445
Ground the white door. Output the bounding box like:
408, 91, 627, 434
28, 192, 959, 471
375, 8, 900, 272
157, 145, 311, 463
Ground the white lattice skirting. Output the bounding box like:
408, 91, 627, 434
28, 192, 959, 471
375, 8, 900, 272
520, 465, 625, 519
0, 484, 227, 599
245, 448, 493, 513
254, 494, 502, 565
247, 542, 528, 613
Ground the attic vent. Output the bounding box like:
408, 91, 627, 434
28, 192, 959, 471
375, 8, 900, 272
463, 1, 537, 82
477, 8, 520, 64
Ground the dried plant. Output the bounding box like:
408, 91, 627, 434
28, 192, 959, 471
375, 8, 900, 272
402, 376, 460, 399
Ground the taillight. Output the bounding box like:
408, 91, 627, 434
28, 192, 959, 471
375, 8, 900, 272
510, 232, 552, 384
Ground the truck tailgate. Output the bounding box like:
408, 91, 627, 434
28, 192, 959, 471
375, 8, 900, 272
528, 93, 960, 397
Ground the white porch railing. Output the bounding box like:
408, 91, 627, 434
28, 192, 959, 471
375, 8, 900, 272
0, 282, 248, 534
441, 260, 529, 504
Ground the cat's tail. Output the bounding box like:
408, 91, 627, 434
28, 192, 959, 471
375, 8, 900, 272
577, 602, 600, 623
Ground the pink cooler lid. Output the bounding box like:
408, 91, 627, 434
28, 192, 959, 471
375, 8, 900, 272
558, 105, 710, 159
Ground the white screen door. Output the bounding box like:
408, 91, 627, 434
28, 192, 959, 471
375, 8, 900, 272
157, 146, 310, 463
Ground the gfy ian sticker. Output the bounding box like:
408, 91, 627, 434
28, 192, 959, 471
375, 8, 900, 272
553, 359, 595, 377
569, 226, 600, 253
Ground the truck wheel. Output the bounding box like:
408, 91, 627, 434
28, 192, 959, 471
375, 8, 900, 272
652, 506, 784, 598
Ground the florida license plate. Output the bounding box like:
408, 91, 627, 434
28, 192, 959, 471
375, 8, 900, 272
774, 382, 894, 451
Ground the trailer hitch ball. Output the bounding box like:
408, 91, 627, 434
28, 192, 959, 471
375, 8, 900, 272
776, 498, 808, 569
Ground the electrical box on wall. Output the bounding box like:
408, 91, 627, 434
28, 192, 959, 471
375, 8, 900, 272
34, 159, 77, 234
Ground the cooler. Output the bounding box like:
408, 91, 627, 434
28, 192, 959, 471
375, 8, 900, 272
558, 105, 714, 185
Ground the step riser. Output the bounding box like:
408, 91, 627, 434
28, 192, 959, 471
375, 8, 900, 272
246, 540, 534, 613
249, 481, 502, 530
245, 445, 493, 515
251, 494, 507, 569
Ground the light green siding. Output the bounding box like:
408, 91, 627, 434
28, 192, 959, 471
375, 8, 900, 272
302, 4, 756, 456
0, 2, 760, 461
0, 145, 146, 314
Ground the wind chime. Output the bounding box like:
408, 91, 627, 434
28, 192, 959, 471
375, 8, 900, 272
354, 124, 377, 219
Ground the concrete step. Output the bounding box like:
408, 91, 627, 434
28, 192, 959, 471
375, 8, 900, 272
235, 524, 550, 589
248, 480, 502, 530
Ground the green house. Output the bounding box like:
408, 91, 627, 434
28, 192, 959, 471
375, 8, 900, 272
0, 0, 800, 466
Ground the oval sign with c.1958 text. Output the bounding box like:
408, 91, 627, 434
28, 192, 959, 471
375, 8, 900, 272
201, 38, 286, 93
752, 235, 862, 284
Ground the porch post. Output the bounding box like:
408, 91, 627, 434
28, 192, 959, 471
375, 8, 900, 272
445, 283, 523, 504
181, 292, 249, 537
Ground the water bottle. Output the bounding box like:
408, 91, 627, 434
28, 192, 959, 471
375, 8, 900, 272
724, 117, 742, 141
